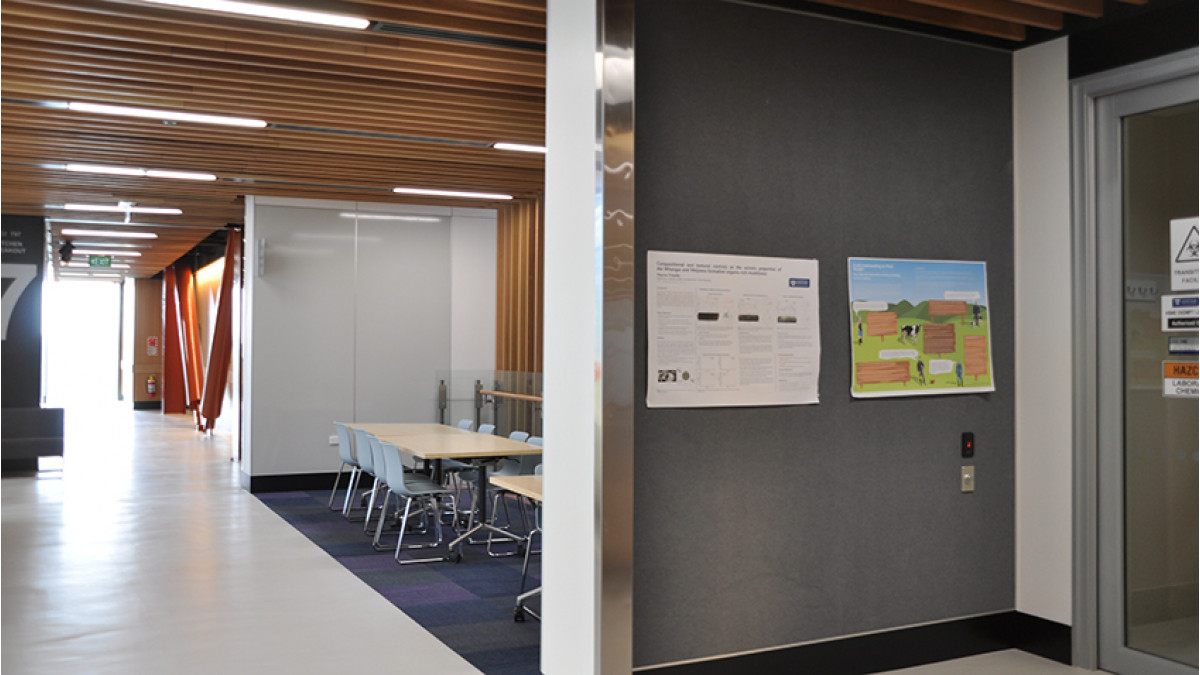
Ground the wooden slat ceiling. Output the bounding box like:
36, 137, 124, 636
2, 0, 547, 279
1, 0, 1152, 279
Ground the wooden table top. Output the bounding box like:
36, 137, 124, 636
490, 474, 543, 502
378, 431, 541, 461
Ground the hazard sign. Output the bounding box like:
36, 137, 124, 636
1171, 217, 1198, 291
1163, 360, 1198, 399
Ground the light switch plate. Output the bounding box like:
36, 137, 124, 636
329, 435, 338, 446
961, 465, 975, 493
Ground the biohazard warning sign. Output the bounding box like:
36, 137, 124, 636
1171, 217, 1199, 291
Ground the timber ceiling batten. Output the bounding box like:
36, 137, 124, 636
2, 0, 547, 280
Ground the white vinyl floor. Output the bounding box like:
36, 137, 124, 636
1, 406, 479, 675
3, 406, 1109, 675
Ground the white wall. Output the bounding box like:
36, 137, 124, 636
1013, 38, 1074, 625
543, 0, 600, 671
242, 197, 495, 477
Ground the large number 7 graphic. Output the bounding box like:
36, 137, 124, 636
2, 264, 38, 341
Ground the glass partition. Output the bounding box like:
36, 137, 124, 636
436, 370, 543, 438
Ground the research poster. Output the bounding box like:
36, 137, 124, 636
647, 251, 820, 408
848, 257, 995, 398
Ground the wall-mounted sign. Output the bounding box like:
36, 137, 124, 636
1162, 361, 1198, 399
147, 336, 158, 356
1168, 335, 1198, 355
1170, 217, 1199, 291
1161, 294, 1199, 332
88, 255, 112, 267
646, 250, 820, 408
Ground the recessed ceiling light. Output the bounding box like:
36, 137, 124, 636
145, 169, 217, 181
71, 249, 143, 257
493, 142, 547, 154
64, 164, 217, 181
138, 0, 369, 29
69, 241, 151, 249
65, 163, 146, 177
65, 261, 132, 269
58, 271, 123, 278
68, 101, 267, 128
60, 229, 158, 239
392, 187, 513, 200
63, 204, 182, 215
338, 212, 443, 222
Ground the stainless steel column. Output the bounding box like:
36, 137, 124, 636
597, 0, 635, 672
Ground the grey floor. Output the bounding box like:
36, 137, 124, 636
1, 406, 479, 675
1, 406, 1117, 675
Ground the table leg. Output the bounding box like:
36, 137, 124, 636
446, 462, 523, 562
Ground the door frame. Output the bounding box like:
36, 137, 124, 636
1070, 47, 1199, 672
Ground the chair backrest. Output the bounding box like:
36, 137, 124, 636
456, 419, 474, 431
381, 441, 413, 496
478, 423, 496, 435
534, 463, 543, 475
527, 436, 543, 447
517, 453, 542, 475
354, 428, 375, 474
334, 422, 357, 465
368, 435, 388, 485
508, 430, 530, 443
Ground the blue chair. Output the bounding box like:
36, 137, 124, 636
478, 423, 496, 435
328, 422, 360, 512
455, 418, 474, 431
377, 440, 457, 565
486, 431, 540, 556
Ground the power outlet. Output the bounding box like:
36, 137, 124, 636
329, 435, 339, 446
961, 465, 975, 493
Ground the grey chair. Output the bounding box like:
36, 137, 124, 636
377, 439, 457, 565
486, 432, 540, 556
328, 422, 360, 512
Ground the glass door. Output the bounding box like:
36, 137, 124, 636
1094, 61, 1198, 675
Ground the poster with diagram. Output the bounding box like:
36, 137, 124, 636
848, 258, 994, 398
647, 250, 820, 408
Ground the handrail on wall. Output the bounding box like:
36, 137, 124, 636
479, 389, 544, 403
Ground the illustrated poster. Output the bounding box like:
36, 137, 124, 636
848, 258, 994, 398
647, 251, 820, 408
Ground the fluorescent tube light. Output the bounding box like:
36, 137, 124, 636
337, 212, 442, 222
64, 164, 218, 181
65, 262, 132, 269
138, 0, 369, 29
71, 249, 143, 257
68, 101, 267, 128
60, 229, 159, 239
493, 142, 547, 154
392, 187, 513, 200
66, 163, 146, 177
64, 204, 182, 215
68, 242, 151, 249
59, 272, 123, 278
146, 169, 217, 181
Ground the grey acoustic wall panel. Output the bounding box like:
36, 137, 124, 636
633, 0, 1015, 667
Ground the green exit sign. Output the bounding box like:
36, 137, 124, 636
88, 255, 112, 267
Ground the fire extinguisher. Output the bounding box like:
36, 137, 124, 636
146, 375, 158, 398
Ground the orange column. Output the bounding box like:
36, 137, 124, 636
174, 265, 204, 423
162, 266, 187, 414
199, 232, 242, 431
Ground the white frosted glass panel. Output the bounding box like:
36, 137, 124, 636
354, 219, 451, 422
249, 205, 356, 475
450, 213, 497, 372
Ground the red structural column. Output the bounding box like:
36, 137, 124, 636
199, 232, 241, 431
162, 266, 187, 414
174, 265, 204, 426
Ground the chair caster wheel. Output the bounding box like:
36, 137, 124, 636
447, 552, 462, 564
514, 609, 525, 622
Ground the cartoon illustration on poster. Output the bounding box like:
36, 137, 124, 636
848, 258, 995, 398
